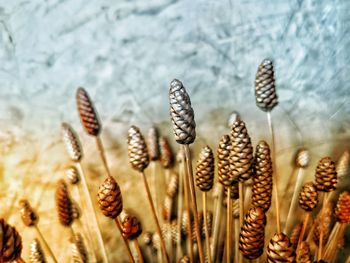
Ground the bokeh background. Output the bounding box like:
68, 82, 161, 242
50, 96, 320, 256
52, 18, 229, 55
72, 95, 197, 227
0, 0, 349, 262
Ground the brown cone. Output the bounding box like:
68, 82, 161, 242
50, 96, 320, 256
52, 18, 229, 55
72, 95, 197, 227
97, 176, 123, 219
230, 120, 254, 182
313, 201, 334, 246
299, 182, 318, 212
56, 179, 74, 227
66, 166, 80, 185
127, 125, 150, 172
295, 149, 310, 168
61, 122, 83, 162
121, 213, 142, 240
0, 218, 23, 262
169, 79, 196, 145
196, 146, 215, 192
335, 191, 350, 224
159, 136, 174, 169
267, 232, 296, 262
76, 87, 101, 136
147, 126, 160, 161
255, 59, 278, 112
70, 233, 88, 263
296, 241, 312, 263
218, 134, 233, 187
162, 194, 175, 221
30, 238, 46, 263
232, 199, 240, 219
252, 140, 273, 212
290, 223, 303, 249
239, 207, 266, 260
314, 157, 337, 192
19, 199, 38, 227
166, 173, 178, 198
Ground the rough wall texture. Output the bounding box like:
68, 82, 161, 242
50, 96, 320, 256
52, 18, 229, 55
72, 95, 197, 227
0, 0, 349, 262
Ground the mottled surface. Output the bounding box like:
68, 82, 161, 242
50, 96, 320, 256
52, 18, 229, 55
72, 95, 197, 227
0, 0, 349, 262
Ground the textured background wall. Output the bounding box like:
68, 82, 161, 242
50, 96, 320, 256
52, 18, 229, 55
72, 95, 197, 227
0, 0, 349, 262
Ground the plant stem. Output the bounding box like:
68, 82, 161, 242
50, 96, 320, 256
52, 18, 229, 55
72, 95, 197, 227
134, 239, 144, 263
226, 188, 232, 263
34, 225, 58, 263
95, 136, 111, 177
115, 218, 135, 263
211, 185, 223, 262
203, 192, 212, 263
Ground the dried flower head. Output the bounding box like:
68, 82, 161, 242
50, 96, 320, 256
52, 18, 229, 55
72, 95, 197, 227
196, 146, 215, 192
55, 179, 74, 227
299, 182, 318, 212
61, 122, 83, 162
266, 232, 296, 263
169, 79, 196, 144
335, 191, 350, 224
315, 157, 337, 192
218, 134, 233, 187
19, 199, 38, 227
147, 126, 160, 161
70, 233, 88, 263
296, 241, 312, 263
313, 201, 334, 246
127, 126, 149, 172
159, 136, 174, 169
337, 150, 349, 180
97, 176, 123, 219
295, 148, 310, 168
290, 223, 303, 249
66, 166, 80, 185
121, 213, 142, 240
29, 238, 46, 263
166, 173, 178, 198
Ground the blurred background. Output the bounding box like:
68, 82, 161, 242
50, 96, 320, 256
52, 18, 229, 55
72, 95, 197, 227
0, 0, 349, 262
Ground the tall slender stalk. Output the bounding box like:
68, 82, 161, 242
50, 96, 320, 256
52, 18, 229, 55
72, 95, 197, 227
203, 192, 212, 263
226, 188, 232, 263
34, 225, 58, 263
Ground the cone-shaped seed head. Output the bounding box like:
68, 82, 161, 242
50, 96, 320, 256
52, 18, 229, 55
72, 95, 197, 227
127, 126, 150, 172
267, 232, 296, 262
19, 199, 38, 227
255, 59, 278, 112
298, 182, 318, 212
315, 157, 337, 192
230, 120, 254, 182
335, 191, 350, 224
147, 126, 160, 161
0, 218, 23, 262
252, 140, 273, 212
196, 146, 215, 192
337, 150, 349, 180
66, 166, 80, 185
30, 238, 46, 263
169, 79, 196, 144
97, 176, 123, 219
296, 241, 312, 263
239, 207, 266, 260
70, 233, 88, 263
290, 223, 303, 249
55, 179, 74, 227
121, 213, 142, 240
218, 134, 233, 186
295, 149, 310, 168
313, 201, 333, 246
166, 173, 178, 198
159, 136, 174, 169
61, 122, 83, 162
76, 87, 101, 136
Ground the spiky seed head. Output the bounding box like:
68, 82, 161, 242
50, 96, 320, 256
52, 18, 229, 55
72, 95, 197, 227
299, 182, 318, 212
121, 213, 142, 240
196, 146, 215, 192
70, 233, 88, 263
335, 191, 350, 224
295, 148, 310, 168
296, 241, 312, 263
76, 87, 101, 136
19, 199, 38, 227
29, 238, 46, 263
266, 232, 296, 263
127, 126, 149, 172
166, 173, 179, 198
55, 179, 74, 227
218, 135, 233, 186
159, 136, 174, 169
97, 176, 123, 219
61, 123, 83, 162
314, 157, 337, 192
66, 166, 80, 185
169, 79, 196, 145
255, 59, 278, 112
290, 223, 303, 249
230, 120, 254, 182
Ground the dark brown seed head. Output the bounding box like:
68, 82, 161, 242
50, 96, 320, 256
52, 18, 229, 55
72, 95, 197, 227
127, 126, 149, 172
337, 150, 349, 180
239, 207, 266, 260
76, 87, 101, 136
55, 179, 74, 227
196, 146, 215, 192
314, 157, 337, 192
166, 173, 179, 198
313, 201, 334, 246
0, 218, 23, 262
266, 232, 296, 263
66, 166, 80, 185
230, 120, 254, 182
295, 149, 310, 168
61, 123, 83, 162
19, 199, 38, 227
290, 223, 303, 249
70, 233, 88, 263
97, 176, 123, 219
169, 79, 196, 145
121, 213, 142, 240
335, 191, 350, 224
252, 140, 273, 212
159, 137, 174, 169
30, 238, 46, 263
255, 59, 278, 112
296, 241, 312, 263
181, 210, 192, 237
218, 134, 233, 187
147, 126, 160, 161
299, 182, 318, 212
162, 194, 175, 222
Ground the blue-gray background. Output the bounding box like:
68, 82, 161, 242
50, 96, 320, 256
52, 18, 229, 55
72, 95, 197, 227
0, 0, 349, 261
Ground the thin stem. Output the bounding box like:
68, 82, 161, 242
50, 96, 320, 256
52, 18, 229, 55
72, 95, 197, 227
151, 161, 160, 219
183, 145, 205, 263
76, 163, 109, 263
34, 225, 58, 263
297, 212, 310, 250
318, 192, 328, 260
95, 136, 111, 177
284, 168, 304, 234
211, 185, 223, 262
141, 171, 170, 263
323, 222, 341, 261
69, 225, 75, 238
203, 192, 212, 263
243, 181, 252, 213
115, 218, 135, 263
134, 239, 144, 263
239, 182, 244, 227
234, 217, 240, 263
226, 188, 232, 263
176, 159, 184, 262
282, 167, 297, 199
267, 111, 281, 233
